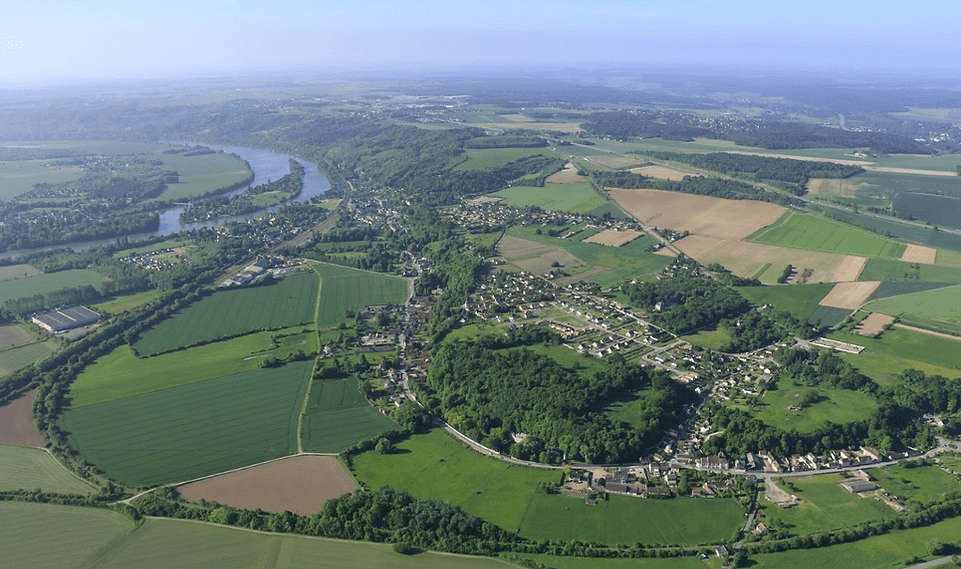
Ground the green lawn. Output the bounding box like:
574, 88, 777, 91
871, 462, 961, 504
762, 473, 895, 536
351, 429, 560, 533
750, 383, 877, 434
312, 263, 410, 327
0, 269, 111, 305
749, 212, 906, 258
735, 283, 836, 323
0, 339, 58, 378
301, 376, 397, 453
828, 328, 961, 385
0, 444, 98, 494
134, 272, 319, 355
63, 361, 312, 486
492, 182, 607, 214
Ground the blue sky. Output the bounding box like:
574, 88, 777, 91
2, 0, 960, 83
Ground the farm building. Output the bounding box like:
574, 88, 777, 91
32, 306, 100, 332
840, 479, 878, 494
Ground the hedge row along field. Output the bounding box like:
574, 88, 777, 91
313, 263, 410, 327
134, 272, 319, 355
749, 212, 906, 259
62, 361, 312, 486
300, 376, 397, 453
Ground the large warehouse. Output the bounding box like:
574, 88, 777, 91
32, 306, 101, 332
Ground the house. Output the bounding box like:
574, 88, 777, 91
697, 456, 729, 470
752, 523, 769, 537
715, 545, 729, 558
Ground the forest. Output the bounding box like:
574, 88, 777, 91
623, 270, 753, 334
591, 170, 802, 206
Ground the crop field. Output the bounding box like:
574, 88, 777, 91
454, 147, 560, 171
899, 243, 937, 264
0, 443, 97, 494
858, 258, 961, 283
0, 263, 40, 281
761, 473, 896, 536
91, 289, 168, 314
828, 328, 961, 385
818, 281, 880, 309
0, 391, 44, 446
351, 428, 560, 532
818, 209, 961, 253
0, 502, 134, 569
866, 284, 961, 323
872, 462, 961, 504
0, 159, 84, 199
736, 283, 835, 322
300, 376, 397, 453
750, 384, 877, 433
583, 229, 644, 247
0, 269, 110, 305
313, 263, 410, 327
155, 151, 252, 200
853, 313, 895, 336
63, 361, 312, 486
0, 339, 57, 380
0, 323, 34, 350
511, 554, 702, 569
808, 305, 855, 327
177, 455, 356, 515
517, 493, 744, 547
134, 272, 319, 355
894, 192, 961, 229
749, 212, 906, 258
492, 182, 607, 214
70, 329, 315, 408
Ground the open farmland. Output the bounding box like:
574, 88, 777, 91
857, 258, 961, 284
545, 162, 589, 184
155, 151, 252, 201
900, 243, 937, 264
513, 555, 703, 569
828, 328, 961, 385
866, 284, 961, 325
454, 147, 559, 171
854, 313, 895, 336
818, 281, 881, 309
0, 323, 34, 350
0, 159, 84, 200
498, 234, 584, 274
313, 263, 410, 327
872, 462, 960, 504
628, 164, 695, 181
134, 272, 319, 355
301, 376, 397, 453
749, 212, 907, 258
736, 283, 835, 322
0, 263, 40, 281
177, 455, 356, 515
63, 361, 312, 486
824, 209, 961, 253
0, 444, 97, 494
609, 188, 787, 240
583, 229, 644, 247
491, 182, 606, 214
0, 391, 45, 446
91, 289, 168, 314
0, 269, 110, 305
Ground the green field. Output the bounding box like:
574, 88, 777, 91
91, 289, 168, 314
351, 429, 560, 532
155, 151, 252, 200
0, 339, 58, 378
301, 376, 397, 453
0, 160, 83, 200
510, 554, 703, 569
749, 212, 906, 258
134, 272, 319, 355
866, 284, 961, 323
808, 305, 853, 327
750, 384, 877, 433
736, 283, 835, 322
828, 328, 961, 385
63, 361, 312, 486
313, 263, 410, 327
871, 462, 961, 504
0, 269, 111, 305
858, 258, 961, 284
0, 502, 134, 569
454, 147, 560, 171
70, 329, 315, 408
817, 209, 961, 253
0, 444, 98, 494
492, 182, 607, 214
517, 493, 744, 547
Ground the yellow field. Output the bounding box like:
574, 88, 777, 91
900, 244, 937, 264
819, 281, 881, 309
628, 165, 694, 181
583, 229, 644, 247
545, 163, 588, 184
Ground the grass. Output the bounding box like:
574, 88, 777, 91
827, 328, 961, 385
517, 493, 744, 547
858, 258, 961, 284
866, 284, 961, 324
351, 428, 560, 533
0, 339, 58, 378
111, 239, 191, 257
312, 263, 410, 327
761, 474, 895, 536
808, 305, 853, 327
0, 502, 134, 569
736, 283, 835, 322
63, 361, 312, 486
0, 444, 98, 494
748, 383, 877, 433
134, 272, 319, 355
893, 192, 961, 229
91, 289, 168, 314
681, 326, 732, 351
871, 462, 961, 504
749, 212, 906, 258
492, 183, 607, 214
155, 152, 252, 201
508, 555, 703, 569
301, 376, 397, 453
454, 147, 560, 171
0, 269, 111, 305
819, 209, 961, 253
70, 328, 315, 408
0, 159, 84, 200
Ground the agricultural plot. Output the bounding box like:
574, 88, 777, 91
899, 243, 937, 264
512, 555, 703, 569
894, 192, 961, 230
872, 462, 961, 504
351, 428, 560, 533
0, 391, 44, 446
866, 284, 961, 324
491, 182, 606, 214
0, 323, 34, 350
818, 281, 880, 309
454, 147, 559, 171
91, 289, 168, 314
749, 212, 906, 259
177, 455, 356, 515
155, 151, 252, 201
628, 164, 694, 181
0, 444, 97, 494
736, 283, 835, 323
517, 493, 744, 547
313, 263, 410, 327
300, 376, 397, 453
545, 162, 589, 184
858, 258, 961, 284
761, 474, 896, 536
0, 269, 110, 305
63, 361, 312, 486
583, 229, 644, 247
0, 159, 84, 199
823, 209, 961, 253
0, 263, 40, 281
853, 313, 895, 336
499, 234, 584, 275
828, 328, 961, 385
134, 272, 319, 355
750, 385, 877, 433
0, 502, 134, 569
808, 305, 855, 327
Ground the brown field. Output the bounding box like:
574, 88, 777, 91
469, 196, 502, 204
807, 178, 874, 197
0, 264, 40, 281
833, 255, 868, 282
900, 244, 937, 264
545, 162, 588, 184
0, 391, 44, 447
583, 229, 644, 247
583, 154, 648, 170
0, 324, 34, 350
675, 235, 853, 284
609, 188, 788, 240
177, 455, 356, 516
654, 247, 678, 257
500, 114, 535, 123
819, 281, 881, 309
476, 122, 583, 133
854, 313, 895, 336
498, 235, 582, 274
628, 165, 695, 182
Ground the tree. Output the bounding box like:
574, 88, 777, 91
375, 438, 395, 454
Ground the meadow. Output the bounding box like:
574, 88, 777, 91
0, 339, 58, 378
454, 147, 560, 171
300, 376, 397, 453
762, 474, 895, 536
820, 209, 961, 253
680, 326, 733, 351
63, 361, 312, 486
866, 284, 961, 324
491, 182, 607, 214
893, 192, 961, 229
828, 328, 961, 384
0, 159, 84, 199
0, 269, 111, 305
858, 258, 961, 284
91, 289, 168, 314
312, 263, 410, 327
871, 462, 960, 504
0, 444, 98, 494
508, 555, 703, 569
134, 272, 319, 355
749, 212, 906, 258
736, 283, 835, 322
750, 384, 877, 433
155, 151, 252, 200
0, 263, 40, 280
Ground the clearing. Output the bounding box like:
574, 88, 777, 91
583, 229, 644, 247
819, 281, 882, 309
900, 243, 937, 264
854, 313, 895, 336
0, 390, 44, 447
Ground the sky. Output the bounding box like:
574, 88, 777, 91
2, 0, 960, 84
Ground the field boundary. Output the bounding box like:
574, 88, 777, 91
746, 210, 795, 241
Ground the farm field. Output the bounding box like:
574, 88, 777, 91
300, 376, 398, 453
828, 328, 961, 385
177, 455, 356, 515
63, 361, 312, 486
871, 462, 961, 504
70, 329, 315, 408
134, 272, 319, 355
0, 323, 36, 350
517, 493, 744, 547
894, 192, 961, 229
865, 281, 955, 304
0, 502, 134, 569
91, 289, 168, 314
818, 209, 961, 253
510, 554, 703, 569
0, 443, 97, 494
735, 283, 835, 322
154, 151, 252, 201
0, 391, 44, 446
350, 428, 560, 533
0, 159, 84, 199
748, 212, 906, 259
866, 284, 961, 324
454, 147, 560, 171
491, 182, 606, 214
583, 229, 644, 247
313, 263, 410, 327
858, 258, 961, 283
750, 385, 877, 434
0, 269, 111, 305
818, 281, 880, 309
0, 263, 40, 280
808, 305, 855, 327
